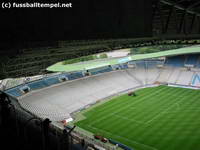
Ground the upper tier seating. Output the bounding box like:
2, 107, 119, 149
119, 64, 128, 69
165, 56, 185, 67
5, 87, 22, 97
5, 57, 200, 121
28, 80, 48, 90
44, 76, 60, 86
135, 61, 146, 68
146, 60, 163, 68
67, 72, 84, 80
185, 55, 199, 66
90, 66, 113, 75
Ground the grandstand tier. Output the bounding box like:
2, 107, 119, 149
4, 55, 200, 121
3, 47, 200, 150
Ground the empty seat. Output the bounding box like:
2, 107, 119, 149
165, 56, 185, 67
185, 55, 199, 66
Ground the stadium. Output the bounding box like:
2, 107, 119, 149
1, 0, 200, 150
2, 44, 200, 150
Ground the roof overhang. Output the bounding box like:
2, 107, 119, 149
47, 46, 200, 72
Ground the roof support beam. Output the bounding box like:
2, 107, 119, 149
176, 0, 188, 4
158, 2, 165, 34
164, 6, 174, 33
173, 8, 179, 33
198, 17, 200, 34
183, 12, 187, 34
187, 1, 200, 10
190, 14, 196, 34
178, 10, 187, 33
152, 0, 160, 21
160, 0, 200, 16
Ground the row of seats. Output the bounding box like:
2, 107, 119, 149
119, 64, 129, 69
7, 56, 197, 98
165, 56, 185, 67
185, 55, 199, 66
5, 72, 83, 97
67, 72, 84, 80
147, 60, 163, 68
90, 67, 113, 75
166, 55, 200, 67
129, 55, 200, 68
5, 63, 129, 97
112, 64, 129, 70
5, 86, 22, 97
128, 60, 163, 69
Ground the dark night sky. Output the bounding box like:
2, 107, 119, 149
1, 0, 152, 49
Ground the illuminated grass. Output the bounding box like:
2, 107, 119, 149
75, 85, 200, 150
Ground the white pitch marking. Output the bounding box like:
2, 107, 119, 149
145, 103, 179, 125
91, 88, 165, 125
87, 125, 158, 150
111, 113, 146, 125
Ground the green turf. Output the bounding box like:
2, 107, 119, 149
75, 85, 200, 150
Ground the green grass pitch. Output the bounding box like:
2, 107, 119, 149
75, 85, 200, 150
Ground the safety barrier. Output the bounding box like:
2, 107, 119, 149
109, 139, 133, 150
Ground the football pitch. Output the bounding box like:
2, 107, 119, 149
75, 85, 200, 150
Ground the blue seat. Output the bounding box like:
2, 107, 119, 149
165, 56, 185, 67
119, 64, 128, 69
135, 61, 146, 68
28, 80, 48, 90
146, 60, 163, 68
44, 76, 60, 86
67, 72, 84, 80
5, 87, 22, 97
90, 67, 112, 75
146, 61, 157, 68
185, 55, 199, 66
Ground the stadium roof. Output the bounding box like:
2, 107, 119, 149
47, 46, 200, 72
